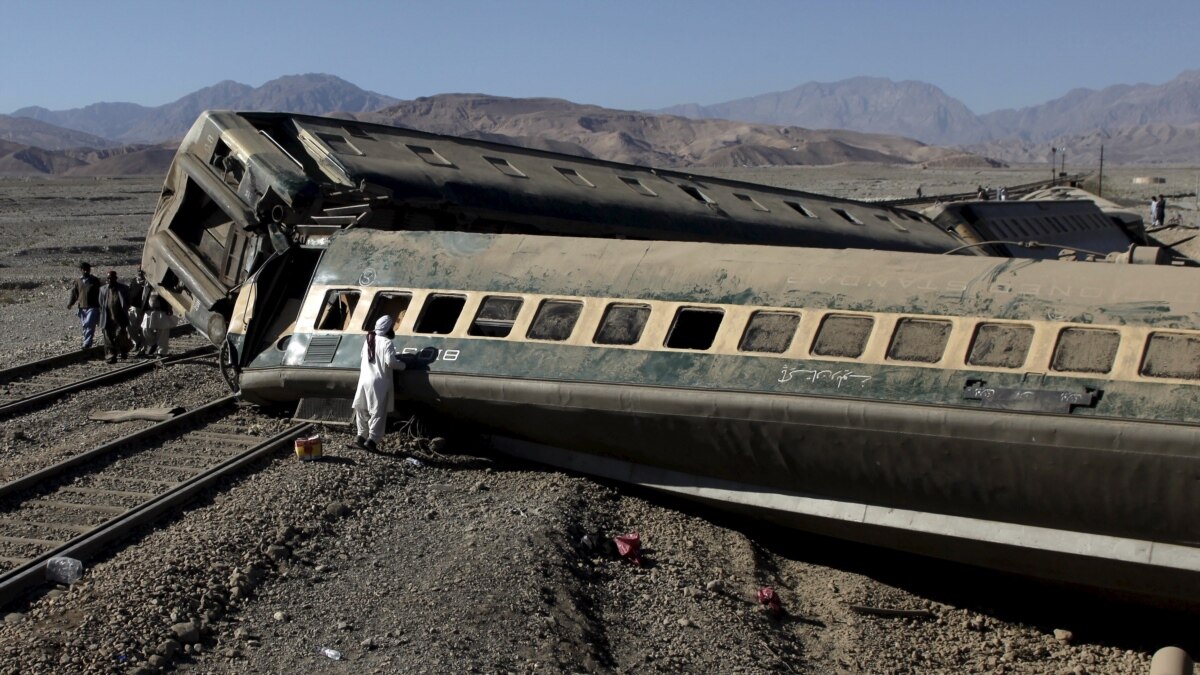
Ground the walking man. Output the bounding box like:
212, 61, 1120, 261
66, 262, 100, 349
352, 316, 406, 451
98, 271, 131, 364
127, 269, 150, 356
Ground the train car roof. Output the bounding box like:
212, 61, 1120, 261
315, 228, 1200, 329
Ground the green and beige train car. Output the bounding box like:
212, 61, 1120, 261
230, 228, 1200, 602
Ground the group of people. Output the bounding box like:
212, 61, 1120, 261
1150, 195, 1169, 228
67, 262, 173, 364
975, 185, 1007, 201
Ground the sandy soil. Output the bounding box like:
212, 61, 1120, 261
0, 174, 1196, 674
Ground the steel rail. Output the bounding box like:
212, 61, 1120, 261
0, 344, 216, 419
0, 396, 236, 500
0, 416, 310, 607
0, 324, 196, 385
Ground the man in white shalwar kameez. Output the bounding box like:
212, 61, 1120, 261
352, 316, 405, 451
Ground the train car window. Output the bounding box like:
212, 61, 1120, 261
665, 308, 725, 350
363, 292, 412, 330
831, 208, 864, 225
527, 300, 583, 341
784, 201, 816, 218
619, 176, 657, 197
407, 145, 455, 167
967, 323, 1034, 368
468, 296, 524, 338
594, 303, 650, 345
1140, 333, 1200, 380
1051, 328, 1120, 373
315, 290, 360, 331
887, 318, 952, 363
812, 315, 874, 358
734, 193, 769, 212
556, 167, 595, 188
316, 133, 363, 156
679, 185, 717, 205
739, 311, 801, 354
875, 213, 909, 232
484, 156, 527, 178
414, 294, 467, 335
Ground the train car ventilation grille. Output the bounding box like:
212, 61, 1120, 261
303, 336, 342, 364
294, 397, 353, 426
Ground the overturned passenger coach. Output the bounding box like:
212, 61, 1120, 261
144, 111, 1200, 604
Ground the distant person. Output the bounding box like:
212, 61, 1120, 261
976, 186, 988, 201
140, 289, 173, 357
127, 269, 151, 356
916, 186, 923, 199
998, 186, 1007, 201
352, 315, 406, 452
1159, 194, 1168, 226
66, 261, 100, 349
97, 271, 131, 364
1150, 196, 1162, 228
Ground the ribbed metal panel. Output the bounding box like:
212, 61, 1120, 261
302, 336, 341, 364
293, 397, 353, 426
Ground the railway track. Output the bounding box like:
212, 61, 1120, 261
0, 395, 308, 606
0, 327, 214, 419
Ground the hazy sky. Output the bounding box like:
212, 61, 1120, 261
2, 0, 1196, 115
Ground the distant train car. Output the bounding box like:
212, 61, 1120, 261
141, 111, 971, 346
230, 227, 1200, 602
922, 198, 1146, 259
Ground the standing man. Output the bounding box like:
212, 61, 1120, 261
1159, 194, 1168, 227
140, 289, 173, 357
127, 269, 150, 356
1150, 196, 1162, 228
352, 316, 406, 452
66, 262, 100, 349
97, 271, 131, 364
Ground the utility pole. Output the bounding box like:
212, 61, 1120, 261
1098, 145, 1104, 197
1061, 147, 1067, 178
1051, 147, 1057, 185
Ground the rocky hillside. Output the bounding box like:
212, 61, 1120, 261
659, 70, 1200, 156
352, 94, 983, 168
0, 139, 175, 177
13, 74, 397, 143
0, 115, 116, 151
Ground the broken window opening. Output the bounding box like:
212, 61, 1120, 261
414, 294, 467, 335
665, 308, 724, 351
363, 292, 412, 331
316, 290, 361, 331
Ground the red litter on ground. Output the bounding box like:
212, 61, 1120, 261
757, 586, 783, 614
613, 532, 643, 566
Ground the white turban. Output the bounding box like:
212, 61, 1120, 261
374, 315, 394, 334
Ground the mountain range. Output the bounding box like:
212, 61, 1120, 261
2, 70, 1198, 175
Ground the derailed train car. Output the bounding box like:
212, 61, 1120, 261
239, 228, 1200, 602
143, 111, 1200, 602
141, 110, 970, 349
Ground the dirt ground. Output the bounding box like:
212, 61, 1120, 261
0, 172, 1196, 674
